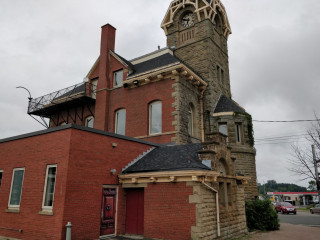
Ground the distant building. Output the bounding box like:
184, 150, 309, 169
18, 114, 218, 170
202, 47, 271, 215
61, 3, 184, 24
0, 1, 257, 239
268, 192, 319, 205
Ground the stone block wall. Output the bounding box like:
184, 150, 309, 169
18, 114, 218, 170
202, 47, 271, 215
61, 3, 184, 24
171, 74, 202, 144
211, 114, 258, 199
188, 181, 247, 240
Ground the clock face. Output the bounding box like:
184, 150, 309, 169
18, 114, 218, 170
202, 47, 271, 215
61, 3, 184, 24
181, 13, 194, 28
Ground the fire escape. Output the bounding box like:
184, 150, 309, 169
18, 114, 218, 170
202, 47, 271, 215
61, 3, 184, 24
27, 82, 96, 128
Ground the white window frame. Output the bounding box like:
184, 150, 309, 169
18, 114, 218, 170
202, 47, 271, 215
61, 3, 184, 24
85, 116, 94, 128
8, 168, 25, 209
0, 170, 3, 190
149, 101, 162, 135
113, 69, 124, 87
115, 109, 126, 135
42, 164, 57, 211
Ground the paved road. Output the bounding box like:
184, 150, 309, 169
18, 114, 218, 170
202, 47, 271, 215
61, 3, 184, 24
278, 210, 320, 227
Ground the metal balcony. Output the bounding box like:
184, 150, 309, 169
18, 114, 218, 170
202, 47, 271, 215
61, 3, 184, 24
28, 82, 96, 118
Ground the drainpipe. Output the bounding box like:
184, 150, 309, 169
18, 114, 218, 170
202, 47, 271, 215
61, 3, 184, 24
200, 86, 207, 142
201, 179, 220, 237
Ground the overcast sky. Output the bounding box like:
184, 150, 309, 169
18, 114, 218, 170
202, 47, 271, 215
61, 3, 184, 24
1, 0, 319, 188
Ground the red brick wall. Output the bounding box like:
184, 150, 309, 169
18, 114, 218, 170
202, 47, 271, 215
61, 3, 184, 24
0, 130, 72, 240
144, 182, 196, 240
59, 128, 153, 239
108, 78, 175, 144
0, 127, 154, 240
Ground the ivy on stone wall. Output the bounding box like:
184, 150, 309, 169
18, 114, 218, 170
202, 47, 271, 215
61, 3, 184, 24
234, 112, 254, 147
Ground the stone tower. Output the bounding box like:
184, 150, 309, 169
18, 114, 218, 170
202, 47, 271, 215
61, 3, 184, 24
162, 0, 232, 117
162, 0, 258, 199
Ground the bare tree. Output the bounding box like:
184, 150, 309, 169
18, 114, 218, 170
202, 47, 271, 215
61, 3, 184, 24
288, 118, 320, 187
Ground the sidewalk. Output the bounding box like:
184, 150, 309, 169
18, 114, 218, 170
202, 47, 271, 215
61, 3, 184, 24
247, 223, 320, 240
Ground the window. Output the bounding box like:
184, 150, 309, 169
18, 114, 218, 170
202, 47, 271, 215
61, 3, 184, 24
221, 68, 225, 84
219, 182, 226, 207
188, 104, 193, 136
149, 101, 162, 134
42, 165, 57, 210
0, 170, 3, 190
219, 123, 228, 136
235, 123, 242, 143
8, 168, 25, 208
85, 116, 94, 128
114, 70, 123, 87
115, 109, 126, 135
60, 122, 67, 126
227, 183, 232, 206
216, 65, 225, 85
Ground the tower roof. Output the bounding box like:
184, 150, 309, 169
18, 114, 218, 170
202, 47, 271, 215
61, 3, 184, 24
213, 94, 246, 114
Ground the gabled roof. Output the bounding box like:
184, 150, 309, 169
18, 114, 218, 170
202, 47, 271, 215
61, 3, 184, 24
213, 94, 246, 113
123, 143, 211, 173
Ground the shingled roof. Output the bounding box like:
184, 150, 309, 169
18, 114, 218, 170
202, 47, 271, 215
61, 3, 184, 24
213, 94, 246, 113
128, 53, 180, 77
123, 143, 210, 173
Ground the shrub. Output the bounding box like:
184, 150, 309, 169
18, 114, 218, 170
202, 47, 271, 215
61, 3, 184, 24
245, 199, 279, 231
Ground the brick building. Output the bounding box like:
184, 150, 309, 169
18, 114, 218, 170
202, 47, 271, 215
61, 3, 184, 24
0, 0, 258, 239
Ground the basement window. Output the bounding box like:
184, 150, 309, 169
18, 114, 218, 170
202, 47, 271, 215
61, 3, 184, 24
42, 165, 57, 211
114, 69, 124, 87
8, 168, 25, 209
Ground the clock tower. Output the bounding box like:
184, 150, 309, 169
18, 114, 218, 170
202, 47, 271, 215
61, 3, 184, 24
161, 0, 232, 116
162, 0, 258, 200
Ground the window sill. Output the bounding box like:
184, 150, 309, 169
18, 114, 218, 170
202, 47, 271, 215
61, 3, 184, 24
39, 210, 54, 216
5, 208, 20, 213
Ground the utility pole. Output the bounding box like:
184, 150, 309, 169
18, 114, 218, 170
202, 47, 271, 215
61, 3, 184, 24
312, 145, 320, 201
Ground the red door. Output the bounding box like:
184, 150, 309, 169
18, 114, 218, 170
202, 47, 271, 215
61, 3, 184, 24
100, 188, 117, 236
125, 188, 144, 235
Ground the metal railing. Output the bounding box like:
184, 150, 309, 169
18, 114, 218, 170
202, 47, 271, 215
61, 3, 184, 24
28, 82, 95, 114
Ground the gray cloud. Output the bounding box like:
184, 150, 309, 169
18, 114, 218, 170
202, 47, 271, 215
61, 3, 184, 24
1, 0, 319, 187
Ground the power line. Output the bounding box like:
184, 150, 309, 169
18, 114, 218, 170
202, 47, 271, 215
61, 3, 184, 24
255, 133, 309, 141
253, 119, 320, 123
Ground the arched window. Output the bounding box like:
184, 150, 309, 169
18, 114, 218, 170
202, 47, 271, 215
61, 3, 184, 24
60, 122, 67, 126
85, 116, 94, 128
218, 158, 228, 176
115, 109, 126, 135
188, 104, 194, 136
149, 101, 162, 134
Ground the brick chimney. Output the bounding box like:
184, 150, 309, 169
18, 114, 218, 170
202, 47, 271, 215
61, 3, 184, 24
94, 24, 116, 131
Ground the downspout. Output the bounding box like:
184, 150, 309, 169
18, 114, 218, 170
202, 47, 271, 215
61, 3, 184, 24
201, 178, 221, 237
200, 86, 207, 142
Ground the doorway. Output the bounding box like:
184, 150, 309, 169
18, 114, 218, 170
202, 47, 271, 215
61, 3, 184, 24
100, 188, 117, 236
125, 188, 144, 235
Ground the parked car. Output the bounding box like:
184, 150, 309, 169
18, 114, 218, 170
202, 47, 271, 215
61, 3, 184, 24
310, 204, 320, 214
274, 202, 297, 214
